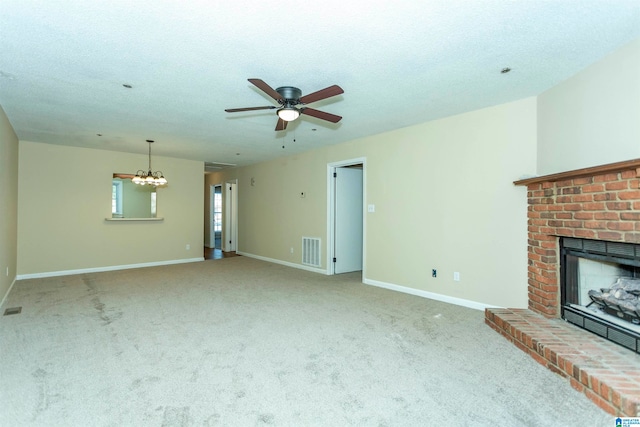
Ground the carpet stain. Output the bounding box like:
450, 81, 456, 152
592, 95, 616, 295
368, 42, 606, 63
204, 413, 221, 425
91, 296, 123, 325
82, 276, 97, 292
275, 370, 289, 382
31, 368, 50, 419
304, 361, 319, 376
130, 376, 162, 391
342, 333, 357, 341
257, 413, 275, 424
188, 369, 199, 382
341, 394, 364, 412
161, 406, 190, 426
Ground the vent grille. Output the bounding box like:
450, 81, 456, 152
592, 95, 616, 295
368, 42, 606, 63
564, 310, 584, 327
608, 242, 635, 258
584, 318, 607, 337
563, 306, 640, 354
583, 240, 606, 254
302, 237, 321, 267
564, 238, 583, 250
608, 328, 637, 351
3, 307, 22, 316
562, 237, 640, 264
204, 162, 236, 172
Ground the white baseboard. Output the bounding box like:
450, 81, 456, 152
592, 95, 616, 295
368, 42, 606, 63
0, 277, 17, 308
363, 277, 501, 312
233, 253, 497, 312
16, 257, 205, 280
237, 252, 329, 275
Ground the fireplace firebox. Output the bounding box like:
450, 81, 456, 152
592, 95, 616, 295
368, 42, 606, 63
561, 237, 640, 353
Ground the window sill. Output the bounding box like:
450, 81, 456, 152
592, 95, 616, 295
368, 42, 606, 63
105, 217, 164, 222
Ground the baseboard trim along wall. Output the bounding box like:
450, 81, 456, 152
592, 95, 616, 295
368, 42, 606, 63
237, 252, 329, 275
363, 278, 501, 312
16, 257, 205, 280
0, 277, 17, 308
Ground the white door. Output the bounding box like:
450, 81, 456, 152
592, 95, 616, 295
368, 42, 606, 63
333, 167, 363, 273
225, 181, 238, 252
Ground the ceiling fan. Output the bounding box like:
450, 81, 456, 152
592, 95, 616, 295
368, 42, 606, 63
225, 78, 344, 131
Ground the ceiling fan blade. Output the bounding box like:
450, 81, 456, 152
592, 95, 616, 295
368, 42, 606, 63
275, 117, 288, 131
299, 85, 344, 104
225, 106, 276, 113
301, 107, 342, 123
248, 78, 282, 101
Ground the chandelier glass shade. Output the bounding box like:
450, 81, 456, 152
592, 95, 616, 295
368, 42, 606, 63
132, 140, 167, 186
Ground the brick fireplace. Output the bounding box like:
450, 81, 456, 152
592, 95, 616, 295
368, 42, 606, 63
521, 159, 640, 317
485, 158, 640, 416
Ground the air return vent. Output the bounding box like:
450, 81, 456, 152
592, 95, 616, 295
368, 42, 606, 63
302, 237, 321, 267
3, 307, 22, 316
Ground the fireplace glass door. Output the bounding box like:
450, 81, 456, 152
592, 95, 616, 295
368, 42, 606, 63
561, 237, 640, 353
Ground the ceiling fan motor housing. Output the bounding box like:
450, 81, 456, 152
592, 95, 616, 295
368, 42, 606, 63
275, 86, 302, 104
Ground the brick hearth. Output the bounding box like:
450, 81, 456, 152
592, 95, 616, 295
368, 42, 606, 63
486, 308, 640, 416
485, 159, 640, 416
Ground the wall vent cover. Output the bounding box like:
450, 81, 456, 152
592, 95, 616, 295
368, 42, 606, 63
4, 307, 22, 316
302, 237, 321, 267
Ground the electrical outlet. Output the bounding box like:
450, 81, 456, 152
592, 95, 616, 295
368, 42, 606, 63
5, 267, 8, 277
432, 269, 437, 278
454, 272, 460, 281
186, 244, 190, 250
290, 247, 294, 254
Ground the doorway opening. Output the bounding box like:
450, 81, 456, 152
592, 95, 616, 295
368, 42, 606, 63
209, 184, 223, 249
328, 158, 366, 275
205, 182, 241, 261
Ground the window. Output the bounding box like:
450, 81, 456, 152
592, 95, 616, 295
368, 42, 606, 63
112, 180, 123, 216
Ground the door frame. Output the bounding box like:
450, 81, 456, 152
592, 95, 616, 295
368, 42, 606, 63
327, 157, 367, 275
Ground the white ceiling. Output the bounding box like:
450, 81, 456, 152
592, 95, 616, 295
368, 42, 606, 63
1, 1, 639, 168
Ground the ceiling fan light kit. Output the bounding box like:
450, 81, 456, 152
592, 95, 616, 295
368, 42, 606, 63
277, 107, 300, 122
226, 79, 343, 131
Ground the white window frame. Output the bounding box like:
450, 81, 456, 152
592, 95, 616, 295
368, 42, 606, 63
112, 180, 123, 216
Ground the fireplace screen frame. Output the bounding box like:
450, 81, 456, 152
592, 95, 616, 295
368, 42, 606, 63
560, 237, 640, 354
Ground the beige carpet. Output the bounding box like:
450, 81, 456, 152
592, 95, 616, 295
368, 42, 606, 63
0, 257, 612, 426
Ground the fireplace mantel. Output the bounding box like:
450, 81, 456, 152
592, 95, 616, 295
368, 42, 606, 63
514, 158, 640, 186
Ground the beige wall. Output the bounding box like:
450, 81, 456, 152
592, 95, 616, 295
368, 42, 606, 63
538, 37, 640, 175
0, 106, 19, 302
17, 141, 204, 276
207, 97, 537, 308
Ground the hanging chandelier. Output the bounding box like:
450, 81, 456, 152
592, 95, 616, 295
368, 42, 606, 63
132, 140, 167, 186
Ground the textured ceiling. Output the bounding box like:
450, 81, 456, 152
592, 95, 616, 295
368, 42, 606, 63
1, 1, 639, 168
